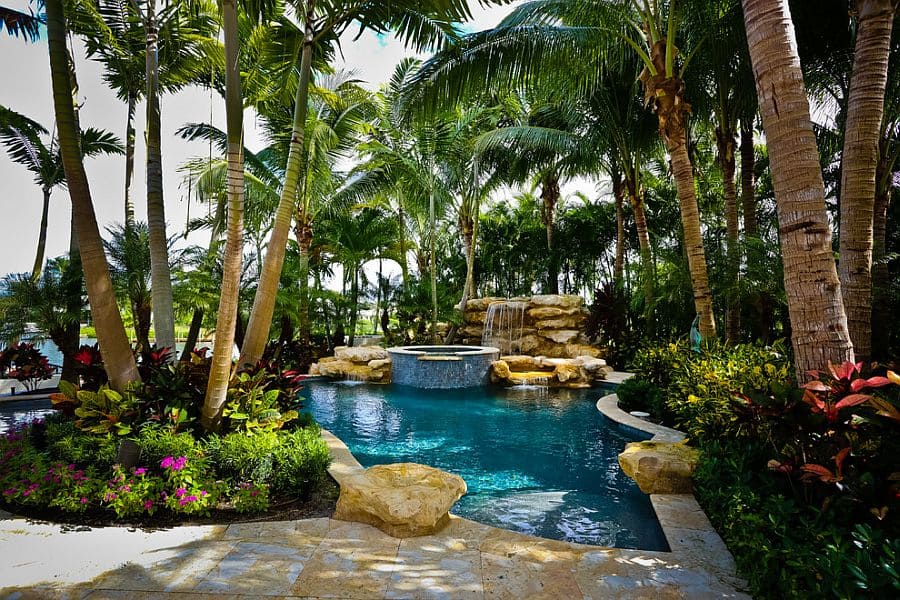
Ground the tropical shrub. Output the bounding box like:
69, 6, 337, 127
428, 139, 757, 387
0, 343, 54, 391
44, 417, 118, 470
222, 371, 299, 433
615, 377, 669, 420
71, 343, 107, 390
231, 482, 270, 513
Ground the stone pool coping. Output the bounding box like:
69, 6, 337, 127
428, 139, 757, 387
596, 392, 746, 591
322, 426, 748, 597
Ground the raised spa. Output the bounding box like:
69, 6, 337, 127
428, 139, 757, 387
386, 345, 499, 389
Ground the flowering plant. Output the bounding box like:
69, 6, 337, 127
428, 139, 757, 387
231, 481, 270, 513
160, 455, 222, 515
101, 464, 164, 518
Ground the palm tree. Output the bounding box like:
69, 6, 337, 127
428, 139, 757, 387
238, 0, 490, 367
837, 0, 898, 364
0, 5, 41, 41
411, 0, 720, 337
741, 0, 854, 377
0, 106, 123, 280
44, 0, 139, 389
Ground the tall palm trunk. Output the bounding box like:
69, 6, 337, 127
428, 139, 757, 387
124, 92, 136, 228
239, 0, 315, 368
457, 202, 478, 310
642, 40, 716, 338
145, 0, 175, 356
295, 219, 313, 343
742, 0, 854, 378
611, 171, 625, 287
717, 125, 741, 342
739, 119, 758, 237
871, 147, 893, 358
540, 173, 560, 294
179, 308, 204, 362
60, 217, 82, 383
838, 0, 896, 364
429, 185, 438, 343
625, 166, 654, 312
348, 263, 360, 346
45, 0, 139, 390
202, 0, 244, 431
31, 187, 51, 280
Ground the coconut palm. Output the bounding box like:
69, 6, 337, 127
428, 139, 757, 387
44, 0, 139, 389
0, 106, 123, 280
741, 0, 854, 377
238, 0, 497, 368
837, 0, 898, 363
411, 0, 722, 338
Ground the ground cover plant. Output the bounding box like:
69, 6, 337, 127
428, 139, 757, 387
0, 354, 333, 524
625, 341, 900, 598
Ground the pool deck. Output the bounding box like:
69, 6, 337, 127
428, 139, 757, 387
0, 376, 750, 599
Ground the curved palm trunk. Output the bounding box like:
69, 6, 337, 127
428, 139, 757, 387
717, 125, 740, 342
124, 92, 136, 228
739, 120, 758, 238
540, 174, 560, 294
643, 40, 716, 339
295, 219, 313, 343
239, 1, 315, 368
742, 0, 854, 378
46, 0, 139, 390
838, 0, 896, 364
202, 0, 245, 431
31, 187, 51, 280
145, 0, 176, 356
612, 171, 625, 287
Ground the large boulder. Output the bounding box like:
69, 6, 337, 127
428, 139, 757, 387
527, 306, 580, 320
534, 316, 582, 330
540, 330, 580, 344
334, 345, 389, 363
333, 463, 467, 537
501, 355, 543, 371
618, 441, 699, 494
530, 294, 583, 309
316, 360, 389, 383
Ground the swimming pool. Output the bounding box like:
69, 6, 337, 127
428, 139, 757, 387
301, 380, 668, 551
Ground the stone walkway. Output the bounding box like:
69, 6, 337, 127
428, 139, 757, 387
0, 509, 748, 599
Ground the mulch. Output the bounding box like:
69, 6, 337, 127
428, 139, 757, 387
0, 477, 339, 530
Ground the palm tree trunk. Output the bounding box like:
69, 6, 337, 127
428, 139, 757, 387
739, 119, 758, 238
871, 183, 890, 359
31, 187, 51, 280
838, 0, 896, 365
429, 186, 438, 343
239, 0, 316, 368
612, 171, 625, 288
296, 221, 313, 343
541, 173, 560, 294
626, 167, 654, 312
717, 125, 741, 342
124, 92, 136, 228
742, 0, 854, 377
457, 205, 478, 311
179, 308, 204, 362
202, 0, 245, 431
60, 216, 82, 383
643, 40, 716, 339
145, 0, 176, 356
45, 0, 139, 390
349, 264, 359, 347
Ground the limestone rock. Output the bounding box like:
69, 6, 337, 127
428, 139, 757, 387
465, 297, 503, 312
527, 306, 579, 320
501, 355, 543, 371
530, 294, 583, 309
334, 345, 388, 363
333, 463, 467, 537
553, 363, 583, 383
534, 317, 582, 330
572, 356, 607, 373
491, 360, 511, 380
565, 344, 603, 358
618, 441, 699, 494
541, 330, 580, 344
308, 363, 320, 376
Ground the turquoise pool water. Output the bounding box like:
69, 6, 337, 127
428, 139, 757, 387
301, 381, 669, 551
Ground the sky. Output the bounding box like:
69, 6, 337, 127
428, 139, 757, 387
0, 1, 529, 278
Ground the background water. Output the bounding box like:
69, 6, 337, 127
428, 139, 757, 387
301, 381, 668, 551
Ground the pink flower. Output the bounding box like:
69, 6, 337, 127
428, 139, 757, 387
143, 500, 154, 510
178, 495, 198, 506
171, 456, 187, 471
175, 487, 187, 498
200, 490, 207, 497
80, 498, 88, 504
133, 468, 147, 476
160, 456, 175, 469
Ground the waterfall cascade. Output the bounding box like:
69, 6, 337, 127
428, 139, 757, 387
481, 301, 528, 355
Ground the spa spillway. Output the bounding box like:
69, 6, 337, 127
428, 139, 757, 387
386, 345, 500, 389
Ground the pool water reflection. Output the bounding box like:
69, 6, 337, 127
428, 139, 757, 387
301, 381, 668, 551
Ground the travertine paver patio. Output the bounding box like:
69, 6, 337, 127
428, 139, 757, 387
0, 508, 748, 599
